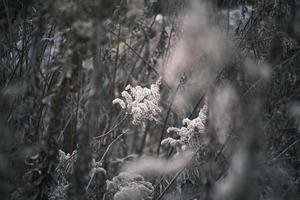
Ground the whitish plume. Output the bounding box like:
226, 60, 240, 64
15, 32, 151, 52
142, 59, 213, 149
106, 172, 154, 200
113, 77, 162, 125
162, 104, 208, 151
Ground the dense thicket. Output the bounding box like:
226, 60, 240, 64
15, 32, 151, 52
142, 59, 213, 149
0, 0, 299, 200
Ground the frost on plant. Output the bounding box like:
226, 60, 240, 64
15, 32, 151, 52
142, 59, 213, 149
106, 172, 154, 200
49, 150, 107, 200
113, 77, 162, 125
48, 150, 77, 200
162, 104, 208, 151
57, 150, 78, 181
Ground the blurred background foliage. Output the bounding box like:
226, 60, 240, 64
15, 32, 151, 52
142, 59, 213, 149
0, 0, 299, 200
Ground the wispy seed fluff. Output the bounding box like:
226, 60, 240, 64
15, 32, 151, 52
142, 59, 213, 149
113, 77, 162, 125
162, 104, 208, 151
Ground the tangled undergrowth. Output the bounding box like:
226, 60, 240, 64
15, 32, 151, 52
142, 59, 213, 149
0, 0, 299, 200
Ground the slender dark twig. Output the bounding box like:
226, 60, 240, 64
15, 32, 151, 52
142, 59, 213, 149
156, 83, 180, 156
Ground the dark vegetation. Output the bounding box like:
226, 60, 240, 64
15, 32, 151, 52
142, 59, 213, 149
0, 0, 299, 199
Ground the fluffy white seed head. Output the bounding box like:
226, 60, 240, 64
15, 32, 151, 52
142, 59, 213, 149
113, 77, 162, 125
162, 104, 208, 151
